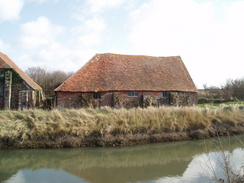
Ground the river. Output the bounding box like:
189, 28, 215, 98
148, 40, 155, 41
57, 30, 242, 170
1, 135, 244, 183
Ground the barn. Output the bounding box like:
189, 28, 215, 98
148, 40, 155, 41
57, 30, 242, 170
0, 52, 43, 110
54, 53, 198, 109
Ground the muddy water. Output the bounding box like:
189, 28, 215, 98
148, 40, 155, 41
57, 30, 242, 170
1, 135, 244, 183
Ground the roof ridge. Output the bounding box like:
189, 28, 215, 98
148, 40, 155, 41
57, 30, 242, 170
97, 53, 181, 58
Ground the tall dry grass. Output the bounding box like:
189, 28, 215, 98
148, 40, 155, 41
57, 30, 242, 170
1, 105, 244, 149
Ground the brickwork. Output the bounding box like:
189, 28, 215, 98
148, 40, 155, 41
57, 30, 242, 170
55, 91, 197, 109
55, 92, 82, 109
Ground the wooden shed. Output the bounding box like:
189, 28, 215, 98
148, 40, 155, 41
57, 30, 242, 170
0, 52, 43, 110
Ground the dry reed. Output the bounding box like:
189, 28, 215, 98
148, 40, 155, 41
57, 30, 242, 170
1, 104, 244, 149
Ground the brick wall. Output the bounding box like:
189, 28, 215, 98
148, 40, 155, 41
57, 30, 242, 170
56, 91, 197, 109
55, 92, 82, 109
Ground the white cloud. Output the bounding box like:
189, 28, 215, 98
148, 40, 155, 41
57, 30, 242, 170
0, 0, 60, 23
76, 33, 101, 47
127, 0, 244, 87
106, 48, 128, 55
4, 170, 26, 183
224, 1, 244, 22
71, 0, 127, 21
86, 0, 126, 14
71, 16, 106, 47
18, 42, 96, 72
155, 149, 244, 183
35, 42, 71, 61
0, 0, 24, 23
67, 49, 97, 71
0, 39, 11, 53
32, 0, 46, 3
17, 16, 64, 49
25, 0, 60, 3
71, 16, 106, 34
15, 15, 106, 72
128, 0, 214, 55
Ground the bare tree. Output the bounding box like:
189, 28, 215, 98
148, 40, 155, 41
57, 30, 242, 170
200, 84, 222, 99
221, 77, 244, 101
200, 77, 244, 103
26, 66, 74, 97
221, 79, 235, 101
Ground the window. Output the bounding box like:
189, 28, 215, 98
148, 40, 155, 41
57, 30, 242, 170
161, 91, 168, 98
128, 91, 138, 97
93, 92, 101, 99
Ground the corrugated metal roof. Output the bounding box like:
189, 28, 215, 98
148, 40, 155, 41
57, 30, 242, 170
55, 53, 197, 92
0, 52, 42, 90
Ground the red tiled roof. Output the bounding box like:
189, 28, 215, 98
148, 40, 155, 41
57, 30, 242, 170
0, 52, 42, 90
55, 53, 197, 92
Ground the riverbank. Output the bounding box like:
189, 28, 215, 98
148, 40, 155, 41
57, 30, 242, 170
1, 105, 244, 149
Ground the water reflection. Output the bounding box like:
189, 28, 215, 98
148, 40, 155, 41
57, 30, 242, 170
154, 148, 244, 183
1, 136, 244, 183
6, 169, 87, 183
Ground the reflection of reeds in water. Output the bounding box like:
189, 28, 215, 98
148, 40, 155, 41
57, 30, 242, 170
1, 105, 244, 149
0, 136, 243, 183
0, 136, 243, 170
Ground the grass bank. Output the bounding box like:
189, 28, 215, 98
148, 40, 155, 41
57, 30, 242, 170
1, 105, 244, 149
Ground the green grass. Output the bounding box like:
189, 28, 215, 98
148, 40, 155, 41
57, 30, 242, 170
198, 100, 244, 107
1, 105, 244, 149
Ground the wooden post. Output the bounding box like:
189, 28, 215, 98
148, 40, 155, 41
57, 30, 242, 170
4, 70, 12, 110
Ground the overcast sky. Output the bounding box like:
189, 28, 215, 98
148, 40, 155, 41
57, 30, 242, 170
0, 0, 244, 88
